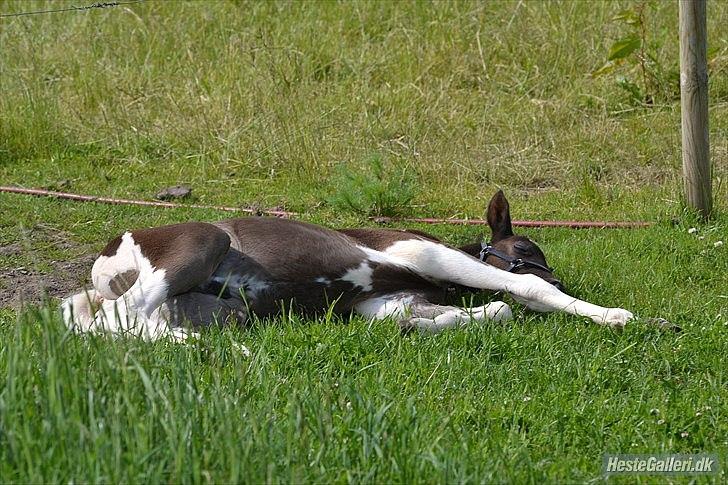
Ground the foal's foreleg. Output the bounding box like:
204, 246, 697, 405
383, 240, 634, 328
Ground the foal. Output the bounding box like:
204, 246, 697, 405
61, 191, 634, 341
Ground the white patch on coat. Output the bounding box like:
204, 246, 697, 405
92, 232, 140, 299
211, 274, 269, 299
381, 239, 633, 328
339, 261, 374, 292
339, 245, 426, 293
314, 277, 331, 285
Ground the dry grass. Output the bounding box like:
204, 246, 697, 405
1, 1, 726, 220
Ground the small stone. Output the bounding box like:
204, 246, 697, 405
155, 185, 192, 200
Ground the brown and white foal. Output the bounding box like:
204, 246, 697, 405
61, 191, 634, 343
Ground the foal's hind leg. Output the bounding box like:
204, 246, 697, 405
79, 222, 232, 339
158, 292, 249, 329
354, 293, 513, 333
156, 292, 251, 353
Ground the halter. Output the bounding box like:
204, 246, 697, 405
479, 242, 553, 273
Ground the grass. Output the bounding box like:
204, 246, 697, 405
1, 0, 727, 482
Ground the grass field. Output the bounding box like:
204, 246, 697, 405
1, 0, 727, 482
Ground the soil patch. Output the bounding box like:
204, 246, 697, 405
0, 224, 96, 308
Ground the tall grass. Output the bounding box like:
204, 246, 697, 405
2, 298, 727, 482
1, 1, 726, 218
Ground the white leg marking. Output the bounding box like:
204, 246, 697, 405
63, 291, 252, 351
169, 328, 200, 342
232, 341, 252, 357
354, 294, 513, 333
66, 295, 202, 342
472, 301, 513, 323
354, 294, 414, 319
166, 329, 251, 356
421, 301, 513, 333
89, 296, 172, 339
379, 240, 633, 328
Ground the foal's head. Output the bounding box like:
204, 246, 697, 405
478, 190, 563, 291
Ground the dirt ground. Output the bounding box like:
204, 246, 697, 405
0, 225, 96, 309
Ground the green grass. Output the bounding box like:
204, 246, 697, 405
1, 0, 727, 482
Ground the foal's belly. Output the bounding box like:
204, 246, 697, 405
195, 218, 443, 317
198, 249, 371, 316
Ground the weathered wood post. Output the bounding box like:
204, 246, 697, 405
679, 0, 712, 218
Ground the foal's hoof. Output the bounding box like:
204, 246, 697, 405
398, 319, 416, 335
472, 301, 513, 323
599, 308, 634, 330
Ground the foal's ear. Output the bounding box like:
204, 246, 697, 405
486, 190, 514, 242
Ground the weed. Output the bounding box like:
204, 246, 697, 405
328, 154, 416, 217
591, 1, 681, 107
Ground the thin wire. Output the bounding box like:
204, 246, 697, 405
0, 1, 143, 18
0, 186, 655, 229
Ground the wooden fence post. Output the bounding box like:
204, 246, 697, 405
679, 0, 712, 218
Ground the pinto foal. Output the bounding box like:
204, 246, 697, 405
61, 191, 634, 342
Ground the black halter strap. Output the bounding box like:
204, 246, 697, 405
479, 242, 553, 273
